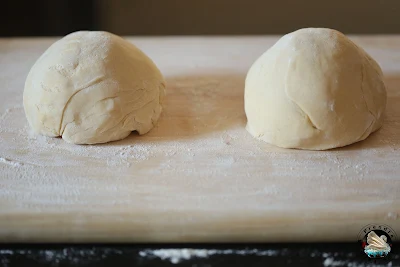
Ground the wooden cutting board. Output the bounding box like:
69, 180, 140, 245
0, 36, 399, 242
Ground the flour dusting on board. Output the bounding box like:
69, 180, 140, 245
1, 38, 400, 242
0, 157, 23, 167
1, 80, 399, 198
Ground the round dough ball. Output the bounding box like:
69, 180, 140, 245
23, 31, 165, 144
245, 28, 387, 150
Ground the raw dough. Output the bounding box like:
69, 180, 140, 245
23, 31, 165, 144
245, 28, 387, 150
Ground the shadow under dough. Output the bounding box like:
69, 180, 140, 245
102, 73, 247, 146
99, 73, 400, 150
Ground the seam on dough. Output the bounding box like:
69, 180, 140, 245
159, 82, 166, 105
62, 96, 119, 135
359, 61, 377, 122
151, 108, 157, 126
284, 60, 321, 131
59, 75, 106, 135
357, 118, 374, 142
288, 95, 321, 130
125, 90, 147, 104
99, 97, 158, 134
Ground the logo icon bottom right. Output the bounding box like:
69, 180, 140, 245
359, 224, 397, 259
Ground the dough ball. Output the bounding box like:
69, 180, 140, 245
23, 31, 165, 144
245, 28, 387, 150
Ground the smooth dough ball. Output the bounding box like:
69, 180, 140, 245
23, 31, 165, 144
245, 28, 387, 150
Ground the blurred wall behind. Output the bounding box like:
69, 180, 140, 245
2, 0, 400, 36
97, 0, 400, 35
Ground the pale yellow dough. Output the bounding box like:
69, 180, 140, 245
23, 31, 165, 144
245, 28, 387, 150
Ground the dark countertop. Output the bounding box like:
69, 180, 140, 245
1, 243, 399, 267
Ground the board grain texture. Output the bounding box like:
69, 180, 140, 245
0, 36, 399, 242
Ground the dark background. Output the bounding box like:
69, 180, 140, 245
2, 0, 400, 37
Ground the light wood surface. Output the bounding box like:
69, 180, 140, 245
0, 36, 399, 242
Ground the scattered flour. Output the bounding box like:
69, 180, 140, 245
323, 257, 394, 267
0, 247, 122, 266
0, 157, 23, 167
1, 43, 399, 242
1, 247, 399, 266
329, 101, 336, 112
138, 248, 279, 264
1, 90, 399, 222
386, 212, 399, 220
139, 248, 400, 265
